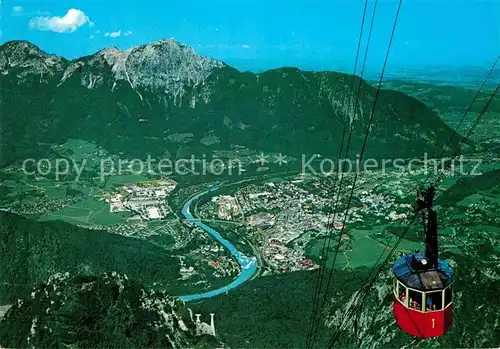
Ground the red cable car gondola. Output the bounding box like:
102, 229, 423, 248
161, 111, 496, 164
392, 184, 454, 338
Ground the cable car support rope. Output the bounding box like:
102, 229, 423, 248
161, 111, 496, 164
324, 81, 499, 349
305, 1, 371, 347
307, 1, 381, 347
307, 0, 403, 347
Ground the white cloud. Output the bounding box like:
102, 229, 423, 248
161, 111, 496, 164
89, 35, 95, 39
105, 30, 121, 38
29, 9, 92, 33
124, 30, 132, 37
242, 44, 251, 49
13, 6, 23, 13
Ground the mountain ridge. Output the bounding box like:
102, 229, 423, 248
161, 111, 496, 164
1, 39, 464, 167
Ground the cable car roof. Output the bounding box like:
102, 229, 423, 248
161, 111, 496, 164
393, 253, 454, 291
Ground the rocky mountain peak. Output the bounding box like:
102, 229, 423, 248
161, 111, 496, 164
1, 40, 45, 59
57, 38, 224, 96
124, 38, 224, 92
0, 40, 66, 81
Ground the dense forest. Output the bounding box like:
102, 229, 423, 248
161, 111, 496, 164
437, 169, 500, 206
0, 211, 179, 304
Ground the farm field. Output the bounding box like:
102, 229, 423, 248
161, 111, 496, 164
305, 226, 417, 270
41, 198, 133, 226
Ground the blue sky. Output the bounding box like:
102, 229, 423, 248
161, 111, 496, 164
1, 0, 499, 75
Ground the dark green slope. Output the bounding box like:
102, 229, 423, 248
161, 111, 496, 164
191, 248, 500, 348
0, 211, 179, 304
0, 273, 218, 348
206, 67, 461, 158
1, 40, 464, 166
437, 169, 500, 207
190, 269, 364, 348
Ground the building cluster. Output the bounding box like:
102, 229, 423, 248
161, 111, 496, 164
179, 266, 196, 280
105, 179, 177, 221
235, 184, 286, 214
206, 256, 239, 278
264, 239, 316, 272
227, 171, 421, 274
247, 212, 276, 229
180, 242, 239, 281
211, 195, 239, 220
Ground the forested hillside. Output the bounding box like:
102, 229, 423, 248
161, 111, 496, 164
0, 211, 179, 304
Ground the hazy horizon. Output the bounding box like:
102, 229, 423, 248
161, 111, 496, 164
3, 37, 498, 88
2, 0, 498, 85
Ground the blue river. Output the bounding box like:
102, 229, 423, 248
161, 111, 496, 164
179, 187, 258, 302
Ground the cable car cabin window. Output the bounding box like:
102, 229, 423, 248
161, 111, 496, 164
444, 286, 452, 307
424, 291, 443, 312
408, 289, 423, 311
397, 282, 407, 306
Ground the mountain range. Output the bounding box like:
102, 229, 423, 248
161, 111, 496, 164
0, 39, 465, 167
